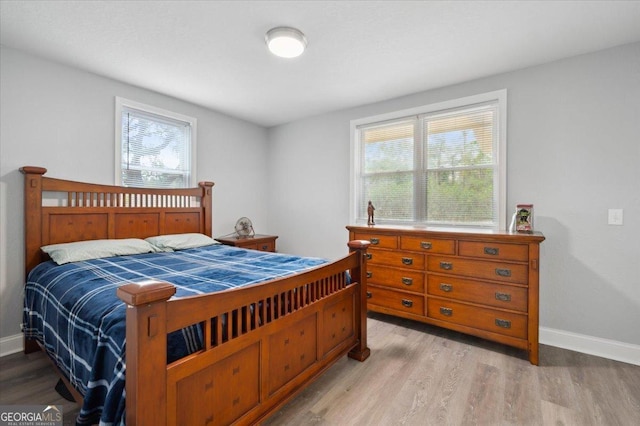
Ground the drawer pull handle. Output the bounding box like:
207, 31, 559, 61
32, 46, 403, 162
495, 268, 511, 277
366, 271, 372, 279
440, 307, 453, 316
495, 292, 511, 301
401, 299, 413, 308
401, 277, 413, 286
366, 291, 372, 299
439, 262, 453, 270
365, 253, 373, 260
401, 257, 413, 266
495, 318, 511, 329
370, 238, 380, 245
439, 283, 453, 292
421, 241, 432, 250
484, 247, 499, 256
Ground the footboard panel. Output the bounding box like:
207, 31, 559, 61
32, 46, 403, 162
175, 342, 261, 425
268, 313, 319, 395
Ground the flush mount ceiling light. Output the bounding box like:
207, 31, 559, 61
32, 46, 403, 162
265, 27, 307, 58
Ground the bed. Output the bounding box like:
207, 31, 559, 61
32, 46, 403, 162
21, 166, 371, 425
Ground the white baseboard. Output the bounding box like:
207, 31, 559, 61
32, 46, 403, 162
540, 327, 640, 366
0, 333, 24, 357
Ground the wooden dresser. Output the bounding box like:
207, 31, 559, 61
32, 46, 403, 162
215, 234, 278, 252
347, 225, 545, 364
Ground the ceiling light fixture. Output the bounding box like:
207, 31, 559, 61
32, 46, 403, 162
265, 27, 307, 58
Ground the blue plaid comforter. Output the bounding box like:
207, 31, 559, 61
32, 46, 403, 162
23, 244, 326, 425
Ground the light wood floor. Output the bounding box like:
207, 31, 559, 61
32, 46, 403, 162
1, 313, 638, 425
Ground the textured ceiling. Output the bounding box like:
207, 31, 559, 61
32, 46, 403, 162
2, 1, 640, 127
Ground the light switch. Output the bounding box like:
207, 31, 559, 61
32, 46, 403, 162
608, 209, 623, 225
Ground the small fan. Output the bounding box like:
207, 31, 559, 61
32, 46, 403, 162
234, 217, 255, 238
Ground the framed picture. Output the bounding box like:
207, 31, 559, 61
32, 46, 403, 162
515, 204, 534, 233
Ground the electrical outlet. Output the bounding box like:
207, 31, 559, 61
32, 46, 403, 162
608, 209, 623, 225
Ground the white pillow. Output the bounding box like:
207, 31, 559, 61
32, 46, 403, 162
145, 233, 217, 251
41, 238, 158, 265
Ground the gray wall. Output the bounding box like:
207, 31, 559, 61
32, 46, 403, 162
0, 46, 269, 343
267, 43, 640, 351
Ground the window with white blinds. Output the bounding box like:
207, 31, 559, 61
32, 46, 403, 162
115, 97, 196, 188
352, 91, 506, 229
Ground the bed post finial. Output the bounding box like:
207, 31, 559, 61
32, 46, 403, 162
20, 166, 47, 176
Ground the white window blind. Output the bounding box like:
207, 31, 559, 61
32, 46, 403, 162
353, 92, 505, 229
422, 104, 497, 226
359, 120, 416, 221
116, 98, 196, 188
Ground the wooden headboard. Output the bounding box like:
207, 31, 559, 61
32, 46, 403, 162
21, 166, 214, 276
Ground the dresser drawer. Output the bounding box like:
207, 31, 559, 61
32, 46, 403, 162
368, 286, 424, 316
427, 256, 528, 284
427, 298, 527, 339
352, 232, 397, 249
427, 274, 527, 312
367, 265, 425, 292
367, 250, 424, 270
400, 236, 455, 254
458, 240, 528, 262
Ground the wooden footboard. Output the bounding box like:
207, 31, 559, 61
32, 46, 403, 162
117, 241, 370, 425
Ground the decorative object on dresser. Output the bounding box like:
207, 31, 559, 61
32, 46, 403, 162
347, 225, 545, 365
515, 204, 534, 233
215, 234, 278, 252
509, 204, 534, 233
21, 166, 371, 426
367, 200, 376, 225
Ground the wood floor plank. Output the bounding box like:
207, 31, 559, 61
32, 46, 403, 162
540, 399, 584, 425
501, 356, 542, 424
538, 345, 579, 410
461, 362, 502, 425
432, 342, 479, 425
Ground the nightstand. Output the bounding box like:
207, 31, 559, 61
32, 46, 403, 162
215, 234, 278, 252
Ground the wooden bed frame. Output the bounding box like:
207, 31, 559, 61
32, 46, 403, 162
21, 166, 371, 425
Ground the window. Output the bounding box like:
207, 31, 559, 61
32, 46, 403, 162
351, 90, 506, 229
115, 97, 196, 188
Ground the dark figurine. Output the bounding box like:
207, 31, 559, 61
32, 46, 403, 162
367, 201, 375, 225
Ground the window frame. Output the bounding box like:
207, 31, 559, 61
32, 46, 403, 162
115, 97, 197, 188
350, 90, 507, 230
